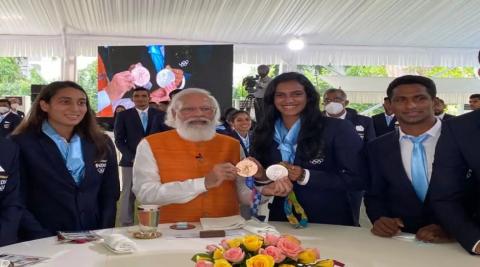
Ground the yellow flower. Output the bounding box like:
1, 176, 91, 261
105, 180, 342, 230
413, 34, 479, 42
279, 264, 296, 267
246, 254, 275, 267
226, 238, 242, 248
214, 259, 232, 267
314, 259, 335, 267
298, 248, 319, 264
213, 248, 224, 260
243, 235, 263, 252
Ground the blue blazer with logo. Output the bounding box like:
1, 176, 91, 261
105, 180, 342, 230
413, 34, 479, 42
0, 137, 22, 246
0, 113, 21, 138
430, 110, 480, 252
252, 117, 365, 226
345, 108, 376, 144
12, 131, 120, 240
364, 130, 437, 233
114, 108, 165, 167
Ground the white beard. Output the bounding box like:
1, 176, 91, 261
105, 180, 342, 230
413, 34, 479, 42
175, 118, 216, 142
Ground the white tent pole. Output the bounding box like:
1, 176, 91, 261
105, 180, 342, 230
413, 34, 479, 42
60, 27, 76, 81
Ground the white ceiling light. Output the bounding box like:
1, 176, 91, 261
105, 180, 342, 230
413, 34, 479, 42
287, 37, 305, 51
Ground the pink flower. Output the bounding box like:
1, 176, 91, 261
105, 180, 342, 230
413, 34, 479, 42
259, 245, 286, 263
276, 237, 303, 260
220, 239, 230, 249
206, 244, 219, 253
263, 233, 280, 246
195, 260, 213, 267
223, 247, 245, 263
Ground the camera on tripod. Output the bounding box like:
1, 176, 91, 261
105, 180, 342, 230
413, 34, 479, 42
242, 75, 260, 95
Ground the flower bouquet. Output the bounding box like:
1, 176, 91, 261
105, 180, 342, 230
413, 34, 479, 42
191, 233, 344, 267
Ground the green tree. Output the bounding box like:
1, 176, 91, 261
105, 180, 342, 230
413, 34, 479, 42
0, 57, 31, 96
77, 61, 98, 112
345, 66, 388, 77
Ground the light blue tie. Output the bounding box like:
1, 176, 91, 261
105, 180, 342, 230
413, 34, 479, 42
407, 134, 430, 202
385, 115, 392, 126
141, 111, 148, 132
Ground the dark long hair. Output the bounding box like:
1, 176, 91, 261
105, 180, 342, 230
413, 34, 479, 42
13, 81, 110, 159
252, 72, 325, 163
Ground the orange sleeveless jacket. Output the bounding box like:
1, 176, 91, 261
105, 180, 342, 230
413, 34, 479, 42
145, 130, 241, 223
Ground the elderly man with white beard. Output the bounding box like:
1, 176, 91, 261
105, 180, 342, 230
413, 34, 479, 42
132, 88, 262, 223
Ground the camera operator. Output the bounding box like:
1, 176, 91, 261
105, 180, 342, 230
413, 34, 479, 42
253, 65, 272, 121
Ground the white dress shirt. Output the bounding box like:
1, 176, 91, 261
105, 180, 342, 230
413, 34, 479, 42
398, 119, 442, 182
135, 107, 149, 117
132, 138, 252, 206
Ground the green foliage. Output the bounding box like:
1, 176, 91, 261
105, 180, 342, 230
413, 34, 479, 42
0, 57, 32, 97
345, 66, 388, 77
77, 60, 98, 112
297, 65, 334, 95
405, 66, 475, 78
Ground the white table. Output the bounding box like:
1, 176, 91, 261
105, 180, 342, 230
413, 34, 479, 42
1, 222, 478, 267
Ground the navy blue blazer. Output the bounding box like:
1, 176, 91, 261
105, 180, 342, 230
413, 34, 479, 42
0, 137, 22, 246
252, 117, 365, 226
227, 131, 253, 156
372, 112, 397, 137
0, 113, 21, 138
364, 130, 437, 234
440, 113, 455, 121
345, 108, 376, 144
114, 108, 164, 167
12, 131, 120, 239
430, 110, 480, 252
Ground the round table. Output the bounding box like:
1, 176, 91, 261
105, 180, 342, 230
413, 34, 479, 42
1, 222, 478, 267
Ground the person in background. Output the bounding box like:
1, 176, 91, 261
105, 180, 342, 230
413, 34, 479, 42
9, 98, 25, 119
0, 136, 22, 246
227, 110, 253, 156
11, 81, 119, 240
433, 97, 455, 121
323, 88, 375, 144
114, 87, 165, 226
251, 72, 365, 226
365, 75, 450, 242
469, 94, 480, 111
216, 107, 237, 135
372, 97, 397, 137
157, 101, 170, 112
430, 109, 480, 254
0, 99, 22, 138
132, 88, 256, 222
253, 65, 273, 122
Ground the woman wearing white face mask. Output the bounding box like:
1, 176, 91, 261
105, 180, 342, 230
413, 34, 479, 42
0, 99, 22, 138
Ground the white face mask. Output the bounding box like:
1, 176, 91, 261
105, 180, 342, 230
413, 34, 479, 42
0, 106, 10, 114
325, 102, 344, 115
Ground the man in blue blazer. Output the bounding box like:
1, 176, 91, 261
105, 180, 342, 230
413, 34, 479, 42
0, 136, 22, 246
430, 110, 480, 254
322, 89, 375, 144
372, 97, 397, 137
114, 87, 165, 226
365, 75, 450, 242
0, 99, 22, 138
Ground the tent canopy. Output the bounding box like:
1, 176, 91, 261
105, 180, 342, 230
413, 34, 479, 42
1, 0, 479, 66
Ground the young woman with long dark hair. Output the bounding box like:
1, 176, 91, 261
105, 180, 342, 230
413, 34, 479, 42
12, 81, 120, 239
251, 72, 365, 226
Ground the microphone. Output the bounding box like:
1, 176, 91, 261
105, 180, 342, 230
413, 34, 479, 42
195, 153, 203, 160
